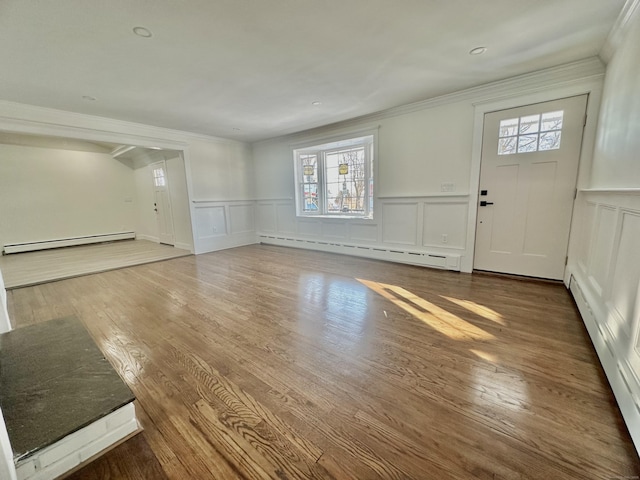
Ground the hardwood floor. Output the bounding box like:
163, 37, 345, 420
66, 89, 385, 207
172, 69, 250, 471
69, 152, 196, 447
0, 239, 191, 289
7, 245, 640, 479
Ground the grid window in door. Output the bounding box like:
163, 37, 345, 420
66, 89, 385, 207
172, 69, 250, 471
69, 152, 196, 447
153, 167, 166, 187
498, 111, 564, 155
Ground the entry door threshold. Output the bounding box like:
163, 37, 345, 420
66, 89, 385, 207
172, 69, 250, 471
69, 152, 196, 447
472, 269, 564, 284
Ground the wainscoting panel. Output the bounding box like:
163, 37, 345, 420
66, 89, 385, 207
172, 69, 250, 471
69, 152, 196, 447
349, 223, 378, 243
608, 210, 640, 337
257, 203, 276, 233
567, 190, 640, 452
577, 201, 597, 273
194, 205, 227, 238
298, 219, 322, 237
422, 201, 468, 250
381, 203, 418, 246
276, 204, 297, 234
229, 204, 255, 235
193, 201, 257, 254
322, 221, 347, 240
588, 204, 617, 297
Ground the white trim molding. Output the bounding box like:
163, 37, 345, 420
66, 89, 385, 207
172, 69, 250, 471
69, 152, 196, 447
600, 0, 640, 63
467, 76, 605, 274
567, 190, 640, 452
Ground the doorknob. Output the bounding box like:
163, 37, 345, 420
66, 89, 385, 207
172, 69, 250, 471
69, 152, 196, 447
480, 201, 494, 207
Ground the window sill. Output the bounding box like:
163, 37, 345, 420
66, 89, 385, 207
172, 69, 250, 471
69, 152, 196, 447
297, 215, 374, 222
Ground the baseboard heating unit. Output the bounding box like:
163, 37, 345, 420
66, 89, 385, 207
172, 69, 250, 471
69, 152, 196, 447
258, 234, 461, 270
3, 232, 136, 255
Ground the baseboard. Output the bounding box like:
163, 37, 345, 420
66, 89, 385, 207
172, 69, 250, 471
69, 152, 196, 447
569, 272, 640, 454
56, 427, 143, 480
14, 403, 139, 480
3, 232, 136, 255
135, 234, 159, 243
174, 241, 193, 252
258, 234, 461, 271
195, 232, 258, 255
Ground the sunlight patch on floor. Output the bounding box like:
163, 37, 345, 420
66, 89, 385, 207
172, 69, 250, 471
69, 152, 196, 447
469, 349, 499, 364
357, 278, 494, 341
440, 296, 506, 326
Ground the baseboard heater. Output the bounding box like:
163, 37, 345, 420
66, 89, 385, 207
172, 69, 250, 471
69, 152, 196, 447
3, 231, 136, 255
258, 234, 461, 270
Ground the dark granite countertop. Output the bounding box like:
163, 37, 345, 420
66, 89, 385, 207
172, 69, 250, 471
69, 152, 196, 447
0, 316, 135, 462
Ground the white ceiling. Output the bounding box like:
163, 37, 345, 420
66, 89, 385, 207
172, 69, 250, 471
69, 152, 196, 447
0, 0, 625, 142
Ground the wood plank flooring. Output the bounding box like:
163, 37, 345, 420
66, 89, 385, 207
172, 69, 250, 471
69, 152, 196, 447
7, 245, 640, 479
0, 239, 191, 289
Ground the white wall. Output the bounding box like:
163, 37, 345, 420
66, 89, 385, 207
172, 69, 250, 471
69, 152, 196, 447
566, 0, 640, 451
0, 265, 16, 479
0, 144, 136, 248
166, 155, 193, 251
0, 407, 17, 480
0, 266, 10, 333
251, 60, 604, 272
590, 7, 640, 188
133, 165, 157, 242
187, 139, 256, 253
0, 101, 259, 256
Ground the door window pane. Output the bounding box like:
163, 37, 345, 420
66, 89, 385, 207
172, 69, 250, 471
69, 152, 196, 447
519, 114, 540, 134
153, 168, 166, 187
499, 118, 519, 137
517, 135, 538, 153
541, 111, 564, 132
498, 110, 564, 155
539, 131, 562, 151
498, 137, 517, 155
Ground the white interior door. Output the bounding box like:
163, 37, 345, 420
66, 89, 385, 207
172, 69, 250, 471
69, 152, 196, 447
474, 95, 588, 280
151, 161, 175, 246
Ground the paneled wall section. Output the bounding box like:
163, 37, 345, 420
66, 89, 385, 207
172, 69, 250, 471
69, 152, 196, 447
568, 190, 640, 448
193, 200, 257, 253
256, 195, 468, 270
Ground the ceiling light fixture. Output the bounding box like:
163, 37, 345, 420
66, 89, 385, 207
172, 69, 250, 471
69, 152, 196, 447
469, 46, 487, 56
312, 101, 322, 106
133, 26, 152, 38
82, 95, 96, 101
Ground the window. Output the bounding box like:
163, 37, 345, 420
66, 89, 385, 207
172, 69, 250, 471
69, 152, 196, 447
498, 110, 564, 155
294, 133, 375, 218
152, 166, 166, 187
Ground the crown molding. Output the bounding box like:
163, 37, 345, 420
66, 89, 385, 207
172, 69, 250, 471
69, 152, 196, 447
0, 99, 245, 148
600, 0, 640, 63
252, 57, 605, 147
0, 56, 606, 150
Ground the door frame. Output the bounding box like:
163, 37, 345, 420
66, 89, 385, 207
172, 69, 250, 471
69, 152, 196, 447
150, 159, 176, 246
463, 76, 605, 284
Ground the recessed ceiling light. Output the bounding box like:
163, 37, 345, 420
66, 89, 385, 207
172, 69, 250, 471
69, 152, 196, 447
469, 46, 487, 56
133, 26, 152, 38
148, 146, 162, 150
82, 95, 96, 101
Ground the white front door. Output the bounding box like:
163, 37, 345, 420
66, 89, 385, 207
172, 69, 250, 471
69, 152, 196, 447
474, 95, 588, 280
151, 161, 175, 246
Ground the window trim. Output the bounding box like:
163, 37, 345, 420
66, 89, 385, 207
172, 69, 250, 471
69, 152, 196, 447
292, 128, 378, 219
